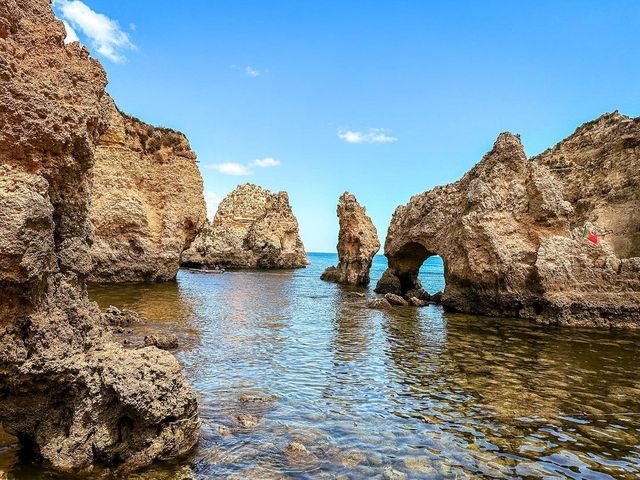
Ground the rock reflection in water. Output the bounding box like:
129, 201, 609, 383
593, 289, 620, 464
89, 280, 202, 351
3, 254, 639, 479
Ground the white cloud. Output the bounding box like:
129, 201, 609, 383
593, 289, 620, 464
205, 191, 223, 219
245, 66, 261, 77
251, 157, 280, 168
54, 0, 134, 63
338, 128, 398, 144
62, 20, 79, 44
208, 162, 252, 176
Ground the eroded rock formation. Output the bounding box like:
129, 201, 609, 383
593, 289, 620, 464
376, 114, 640, 327
182, 183, 308, 269
321, 192, 380, 285
533, 112, 640, 260
0, 0, 198, 473
88, 96, 206, 283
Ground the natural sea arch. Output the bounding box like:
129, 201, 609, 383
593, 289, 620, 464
375, 242, 446, 298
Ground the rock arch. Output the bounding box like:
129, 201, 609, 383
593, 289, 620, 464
375, 242, 437, 297
376, 123, 640, 327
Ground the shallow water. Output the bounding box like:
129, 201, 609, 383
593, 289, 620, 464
3, 254, 640, 479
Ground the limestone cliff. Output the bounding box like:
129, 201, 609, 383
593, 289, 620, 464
0, 0, 198, 473
533, 112, 640, 259
376, 115, 640, 328
88, 96, 207, 283
182, 183, 308, 269
321, 192, 380, 285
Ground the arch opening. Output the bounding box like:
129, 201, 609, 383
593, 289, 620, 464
376, 242, 446, 299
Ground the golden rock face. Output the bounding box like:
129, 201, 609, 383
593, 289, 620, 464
182, 183, 308, 269
0, 0, 199, 472
88, 96, 207, 283
377, 119, 640, 328
321, 192, 380, 286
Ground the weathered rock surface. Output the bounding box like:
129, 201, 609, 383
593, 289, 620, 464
385, 293, 409, 306
0, 0, 198, 473
182, 183, 308, 269
103, 305, 144, 327
368, 298, 392, 310
144, 334, 180, 350
321, 192, 380, 285
377, 114, 640, 327
88, 96, 206, 283
533, 112, 640, 260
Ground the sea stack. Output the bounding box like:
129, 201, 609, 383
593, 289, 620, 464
88, 97, 207, 283
321, 192, 380, 286
182, 183, 308, 269
0, 0, 198, 473
376, 114, 640, 328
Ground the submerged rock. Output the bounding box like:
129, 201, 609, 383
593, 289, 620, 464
408, 297, 429, 307
368, 298, 393, 310
385, 293, 409, 306
103, 305, 145, 326
0, 0, 199, 473
88, 98, 207, 283
239, 391, 277, 405
321, 192, 380, 285
182, 183, 308, 269
144, 334, 179, 350
337, 450, 367, 469
347, 291, 367, 298
377, 116, 640, 327
235, 412, 260, 429
285, 441, 319, 466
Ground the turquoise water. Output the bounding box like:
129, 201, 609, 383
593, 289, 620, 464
3, 253, 640, 479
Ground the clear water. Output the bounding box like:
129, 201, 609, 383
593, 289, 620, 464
3, 253, 640, 479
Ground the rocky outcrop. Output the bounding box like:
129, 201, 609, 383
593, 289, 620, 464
0, 0, 198, 473
321, 192, 380, 285
533, 112, 640, 260
182, 183, 308, 269
88, 96, 206, 283
376, 114, 640, 328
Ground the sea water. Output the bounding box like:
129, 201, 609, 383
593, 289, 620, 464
3, 253, 640, 479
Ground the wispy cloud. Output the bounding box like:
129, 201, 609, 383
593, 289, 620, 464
208, 162, 252, 176
205, 191, 223, 219
245, 66, 261, 77
251, 157, 280, 168
54, 0, 134, 63
62, 20, 79, 44
338, 128, 398, 144
207, 157, 281, 176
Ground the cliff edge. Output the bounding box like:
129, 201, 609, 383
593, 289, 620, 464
88, 96, 206, 283
0, 0, 199, 473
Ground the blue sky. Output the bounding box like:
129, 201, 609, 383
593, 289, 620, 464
54, 0, 640, 252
